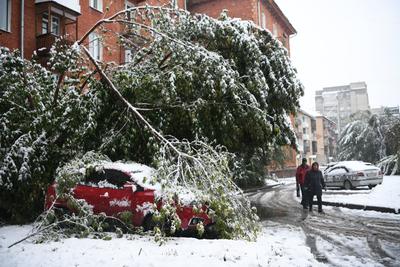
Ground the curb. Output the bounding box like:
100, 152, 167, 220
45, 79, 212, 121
314, 201, 399, 214
243, 184, 281, 193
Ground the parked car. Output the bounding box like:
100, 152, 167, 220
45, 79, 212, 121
45, 162, 214, 236
324, 161, 383, 189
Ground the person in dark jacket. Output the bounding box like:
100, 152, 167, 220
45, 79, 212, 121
295, 158, 310, 209
304, 162, 326, 213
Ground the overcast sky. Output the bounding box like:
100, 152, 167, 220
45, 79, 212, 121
275, 0, 400, 110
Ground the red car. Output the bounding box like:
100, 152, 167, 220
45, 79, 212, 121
45, 162, 214, 236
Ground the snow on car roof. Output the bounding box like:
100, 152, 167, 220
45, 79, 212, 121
335, 161, 379, 171
101, 161, 160, 191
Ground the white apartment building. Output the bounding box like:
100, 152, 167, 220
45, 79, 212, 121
315, 82, 370, 132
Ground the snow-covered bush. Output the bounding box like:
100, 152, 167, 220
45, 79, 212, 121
377, 155, 399, 175
338, 110, 400, 174
0, 45, 99, 223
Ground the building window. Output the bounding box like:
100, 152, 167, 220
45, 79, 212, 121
42, 13, 61, 35
272, 23, 278, 37
261, 12, 266, 29
282, 33, 288, 47
42, 13, 49, 34
90, 0, 103, 12
0, 0, 11, 32
89, 33, 102, 61
124, 49, 133, 63
51, 16, 60, 36
125, 1, 135, 21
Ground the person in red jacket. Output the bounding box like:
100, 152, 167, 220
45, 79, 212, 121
296, 158, 310, 209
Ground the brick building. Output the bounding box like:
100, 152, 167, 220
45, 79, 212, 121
0, 0, 186, 62
1, 0, 295, 60
293, 110, 337, 166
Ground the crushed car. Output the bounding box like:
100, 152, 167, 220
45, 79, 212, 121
45, 162, 215, 237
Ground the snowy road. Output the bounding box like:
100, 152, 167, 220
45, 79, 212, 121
249, 181, 400, 266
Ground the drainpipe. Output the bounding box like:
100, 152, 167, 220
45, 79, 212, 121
257, 0, 261, 26
20, 0, 25, 58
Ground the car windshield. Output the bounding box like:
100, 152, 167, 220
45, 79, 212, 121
85, 168, 131, 188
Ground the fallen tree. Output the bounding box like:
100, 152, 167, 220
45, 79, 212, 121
1, 5, 303, 241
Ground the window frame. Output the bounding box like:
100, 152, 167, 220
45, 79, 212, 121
51, 15, 60, 36
42, 13, 49, 34
261, 12, 266, 29
88, 32, 103, 61
90, 0, 103, 12
41, 12, 61, 36
0, 0, 11, 32
272, 23, 278, 37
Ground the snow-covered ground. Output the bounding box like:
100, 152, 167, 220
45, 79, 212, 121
0, 224, 323, 267
1, 176, 399, 266
323, 176, 400, 212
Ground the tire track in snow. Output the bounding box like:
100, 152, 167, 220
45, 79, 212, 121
250, 183, 400, 266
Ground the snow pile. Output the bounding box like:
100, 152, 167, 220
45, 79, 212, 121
334, 161, 379, 171
0, 224, 322, 267
101, 161, 158, 190
109, 198, 131, 208
35, 0, 81, 13
323, 176, 400, 212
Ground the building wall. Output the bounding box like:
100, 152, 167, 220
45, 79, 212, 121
0, 0, 36, 58
315, 82, 370, 132
295, 110, 317, 165
189, 0, 257, 22
0, 0, 187, 62
294, 110, 338, 166
188, 0, 292, 51
315, 116, 325, 163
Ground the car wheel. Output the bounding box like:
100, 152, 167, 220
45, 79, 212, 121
204, 223, 218, 239
368, 184, 376, 189
343, 180, 352, 190
142, 214, 155, 231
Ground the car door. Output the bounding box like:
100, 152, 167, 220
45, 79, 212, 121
98, 169, 133, 216
72, 167, 108, 213
326, 167, 348, 187
131, 186, 155, 226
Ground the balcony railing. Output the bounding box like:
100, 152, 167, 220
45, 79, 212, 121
36, 33, 73, 56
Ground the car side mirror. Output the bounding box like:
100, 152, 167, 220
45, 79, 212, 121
124, 183, 137, 193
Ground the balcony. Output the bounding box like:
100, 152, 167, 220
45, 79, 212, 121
36, 34, 74, 56
35, 0, 80, 59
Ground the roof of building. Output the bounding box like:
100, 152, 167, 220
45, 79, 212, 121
35, 0, 81, 14
266, 0, 297, 35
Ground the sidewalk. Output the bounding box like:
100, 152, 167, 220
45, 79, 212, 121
314, 201, 399, 214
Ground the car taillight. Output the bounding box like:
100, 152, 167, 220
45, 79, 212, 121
356, 172, 364, 177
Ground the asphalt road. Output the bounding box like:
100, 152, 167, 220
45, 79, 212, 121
248, 182, 400, 266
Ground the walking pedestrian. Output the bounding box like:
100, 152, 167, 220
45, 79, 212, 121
304, 162, 326, 213
295, 158, 310, 209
